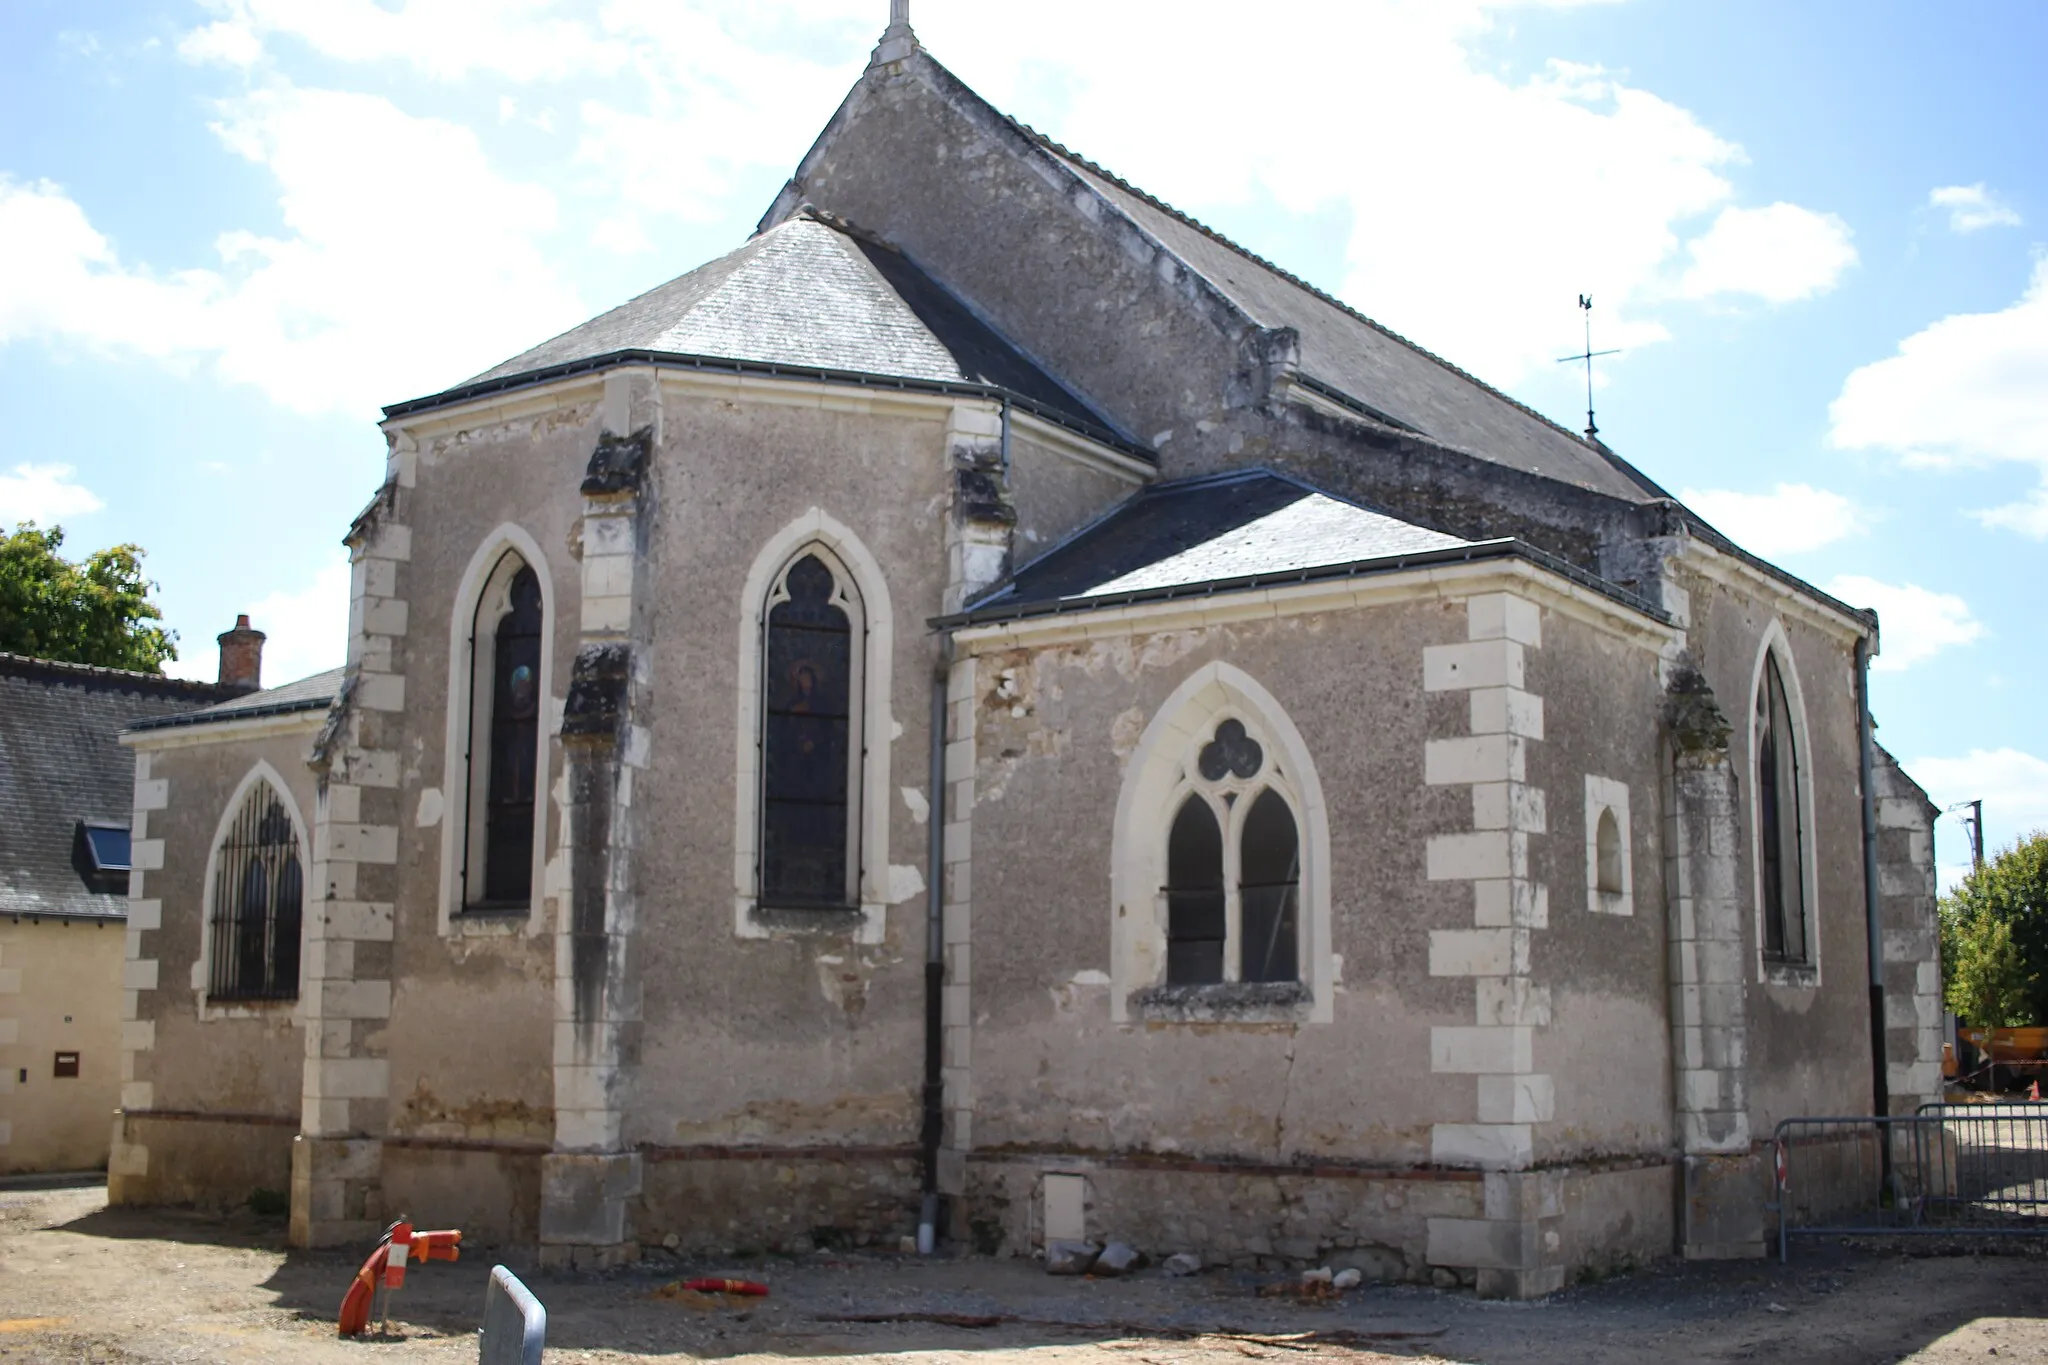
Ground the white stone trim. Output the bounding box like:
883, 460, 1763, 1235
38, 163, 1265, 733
1108, 661, 1334, 1024
731, 510, 896, 945
437, 524, 557, 935
120, 709, 327, 752
1424, 593, 1551, 1174
1744, 620, 1821, 986
1583, 775, 1634, 917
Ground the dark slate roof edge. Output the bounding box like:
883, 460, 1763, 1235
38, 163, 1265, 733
0, 652, 240, 702
935, 535, 1670, 632
1006, 122, 1665, 498
124, 693, 335, 735
379, 348, 1152, 461
4, 907, 128, 925
971, 466, 1379, 613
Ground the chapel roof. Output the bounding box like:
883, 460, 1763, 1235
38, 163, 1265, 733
0, 654, 236, 921
124, 665, 345, 735
949, 468, 1666, 627
441, 212, 1121, 441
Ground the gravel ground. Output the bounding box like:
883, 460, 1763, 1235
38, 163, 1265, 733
1, 1183, 2045, 1363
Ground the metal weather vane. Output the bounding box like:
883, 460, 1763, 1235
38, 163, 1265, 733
1557, 294, 1620, 442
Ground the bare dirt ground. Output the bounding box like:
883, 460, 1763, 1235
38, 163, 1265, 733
2, 1182, 2045, 1365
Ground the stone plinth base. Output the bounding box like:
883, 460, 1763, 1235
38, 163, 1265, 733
1680, 1151, 1767, 1260
538, 1150, 642, 1268
290, 1134, 383, 1248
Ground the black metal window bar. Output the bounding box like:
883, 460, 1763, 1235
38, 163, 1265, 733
207, 784, 303, 1002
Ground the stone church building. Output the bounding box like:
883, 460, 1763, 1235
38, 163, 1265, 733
108, 13, 1944, 1296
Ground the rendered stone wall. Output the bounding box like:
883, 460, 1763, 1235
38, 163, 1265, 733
0, 918, 125, 1174
109, 729, 317, 1208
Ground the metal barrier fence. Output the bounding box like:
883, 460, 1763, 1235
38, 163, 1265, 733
1774, 1105, 2048, 1261
481, 1265, 547, 1364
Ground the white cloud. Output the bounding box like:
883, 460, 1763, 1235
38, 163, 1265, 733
0, 87, 588, 417
1929, 183, 2021, 233
1977, 489, 2048, 538
1674, 203, 1857, 304
180, 0, 630, 82
0, 462, 105, 524
1823, 575, 1984, 672
1679, 482, 1863, 556
1906, 748, 2048, 888
155, 0, 1850, 402
1829, 256, 2048, 531
166, 554, 350, 688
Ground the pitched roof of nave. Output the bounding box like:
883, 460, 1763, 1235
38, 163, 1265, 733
1016, 128, 1664, 505
757, 43, 1665, 504
450, 210, 1122, 443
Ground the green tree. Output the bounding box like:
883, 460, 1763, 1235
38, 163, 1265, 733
0, 522, 178, 673
1940, 831, 2048, 1027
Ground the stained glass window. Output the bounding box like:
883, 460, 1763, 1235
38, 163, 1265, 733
482, 565, 543, 906
1166, 797, 1226, 983
1756, 653, 1807, 961
1239, 789, 1300, 983
761, 554, 857, 907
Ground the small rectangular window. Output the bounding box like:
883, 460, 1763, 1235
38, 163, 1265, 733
83, 824, 131, 872
54, 1052, 80, 1078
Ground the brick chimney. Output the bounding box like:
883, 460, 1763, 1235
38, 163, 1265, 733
217, 614, 265, 694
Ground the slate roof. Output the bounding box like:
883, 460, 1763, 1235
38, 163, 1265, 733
125, 666, 344, 734
439, 213, 1121, 440
1023, 130, 1661, 503
0, 655, 235, 921
962, 469, 1473, 616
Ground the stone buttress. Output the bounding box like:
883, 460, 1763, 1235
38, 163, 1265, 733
292, 452, 413, 1248
541, 373, 660, 1269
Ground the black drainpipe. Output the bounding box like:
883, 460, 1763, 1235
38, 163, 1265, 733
1856, 637, 1890, 1149
917, 637, 954, 1253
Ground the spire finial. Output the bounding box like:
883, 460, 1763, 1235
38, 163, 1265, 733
1556, 293, 1621, 443
873, 0, 916, 65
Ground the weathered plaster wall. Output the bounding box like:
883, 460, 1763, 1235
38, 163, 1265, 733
961, 603, 1469, 1173
368, 387, 596, 1238
1521, 612, 1673, 1163
1673, 557, 1877, 1130
623, 387, 952, 1158
110, 728, 316, 1206
1004, 425, 1145, 564
0, 917, 125, 1173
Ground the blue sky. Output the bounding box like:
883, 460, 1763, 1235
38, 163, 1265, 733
1, 0, 2042, 884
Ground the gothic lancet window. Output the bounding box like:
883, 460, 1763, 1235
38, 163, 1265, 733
207, 783, 302, 1001
1162, 719, 1301, 985
759, 551, 864, 909
1755, 651, 1808, 962
465, 555, 543, 910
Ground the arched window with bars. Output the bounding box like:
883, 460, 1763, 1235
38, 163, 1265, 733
207, 782, 303, 1001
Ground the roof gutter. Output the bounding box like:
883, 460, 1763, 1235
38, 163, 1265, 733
380, 348, 1155, 464
933, 536, 1670, 632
